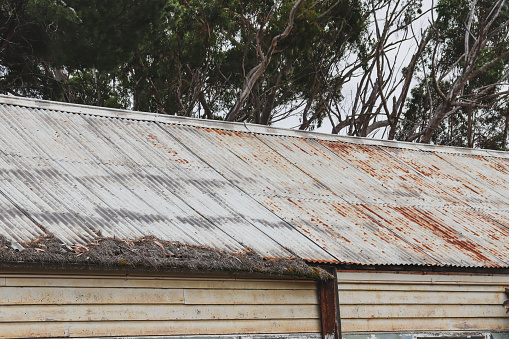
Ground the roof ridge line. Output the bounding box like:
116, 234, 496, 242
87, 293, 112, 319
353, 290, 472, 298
0, 94, 507, 158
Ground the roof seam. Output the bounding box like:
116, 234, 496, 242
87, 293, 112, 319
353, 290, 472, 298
153, 121, 340, 262
257, 134, 443, 266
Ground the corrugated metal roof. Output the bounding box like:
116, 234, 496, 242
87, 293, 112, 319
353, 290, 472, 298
1, 95, 509, 268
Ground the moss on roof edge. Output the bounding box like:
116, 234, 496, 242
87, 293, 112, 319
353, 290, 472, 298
0, 235, 332, 280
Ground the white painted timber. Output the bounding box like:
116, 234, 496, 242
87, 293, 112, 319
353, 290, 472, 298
0, 319, 322, 338
338, 271, 509, 333
2, 276, 316, 289
0, 274, 320, 338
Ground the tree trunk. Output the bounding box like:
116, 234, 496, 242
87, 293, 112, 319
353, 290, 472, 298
503, 108, 509, 149
198, 92, 213, 119
0, 19, 19, 54
418, 102, 450, 143
467, 107, 474, 148
260, 61, 291, 125
226, 0, 304, 122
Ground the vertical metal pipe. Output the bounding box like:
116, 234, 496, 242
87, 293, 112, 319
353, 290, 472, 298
333, 267, 342, 337
318, 266, 341, 339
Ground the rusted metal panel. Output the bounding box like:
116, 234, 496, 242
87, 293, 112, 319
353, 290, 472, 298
257, 135, 396, 205
316, 141, 464, 208
381, 147, 509, 210
257, 197, 436, 265
165, 126, 330, 200
2, 96, 509, 268
357, 204, 508, 267
318, 266, 340, 339
165, 126, 434, 265
162, 124, 337, 262
434, 152, 509, 201
407, 207, 509, 266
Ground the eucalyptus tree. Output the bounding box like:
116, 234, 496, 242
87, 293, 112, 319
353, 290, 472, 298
0, 0, 165, 105
223, 0, 365, 128
325, 0, 430, 138
120, 0, 366, 128
399, 0, 509, 147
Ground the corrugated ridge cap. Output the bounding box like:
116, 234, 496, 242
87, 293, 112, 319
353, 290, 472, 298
0, 94, 506, 158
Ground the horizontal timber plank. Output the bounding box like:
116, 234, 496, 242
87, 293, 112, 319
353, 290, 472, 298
338, 282, 506, 292
340, 304, 507, 319
338, 290, 505, 305
338, 271, 509, 285
341, 317, 509, 332
0, 287, 184, 305
4, 276, 316, 290
0, 304, 320, 322
0, 319, 321, 338
184, 288, 318, 305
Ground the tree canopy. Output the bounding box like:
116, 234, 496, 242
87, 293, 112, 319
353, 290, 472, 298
2, 0, 509, 149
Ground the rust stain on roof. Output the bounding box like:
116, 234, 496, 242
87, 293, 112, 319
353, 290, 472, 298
1, 96, 509, 268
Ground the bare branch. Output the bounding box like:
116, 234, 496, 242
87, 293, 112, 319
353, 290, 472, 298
226, 0, 305, 122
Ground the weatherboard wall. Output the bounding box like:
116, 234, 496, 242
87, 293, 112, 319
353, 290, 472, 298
338, 271, 509, 333
0, 273, 320, 338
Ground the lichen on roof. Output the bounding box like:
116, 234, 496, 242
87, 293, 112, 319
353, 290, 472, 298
0, 235, 331, 280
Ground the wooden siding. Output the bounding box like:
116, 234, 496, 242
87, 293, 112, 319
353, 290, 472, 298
338, 271, 509, 333
0, 274, 320, 338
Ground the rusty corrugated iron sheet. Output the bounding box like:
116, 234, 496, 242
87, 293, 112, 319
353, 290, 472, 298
1, 95, 509, 268
316, 141, 465, 207
167, 127, 434, 265
381, 147, 509, 210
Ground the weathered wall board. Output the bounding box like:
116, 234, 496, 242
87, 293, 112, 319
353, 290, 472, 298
0, 274, 320, 338
338, 271, 509, 333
